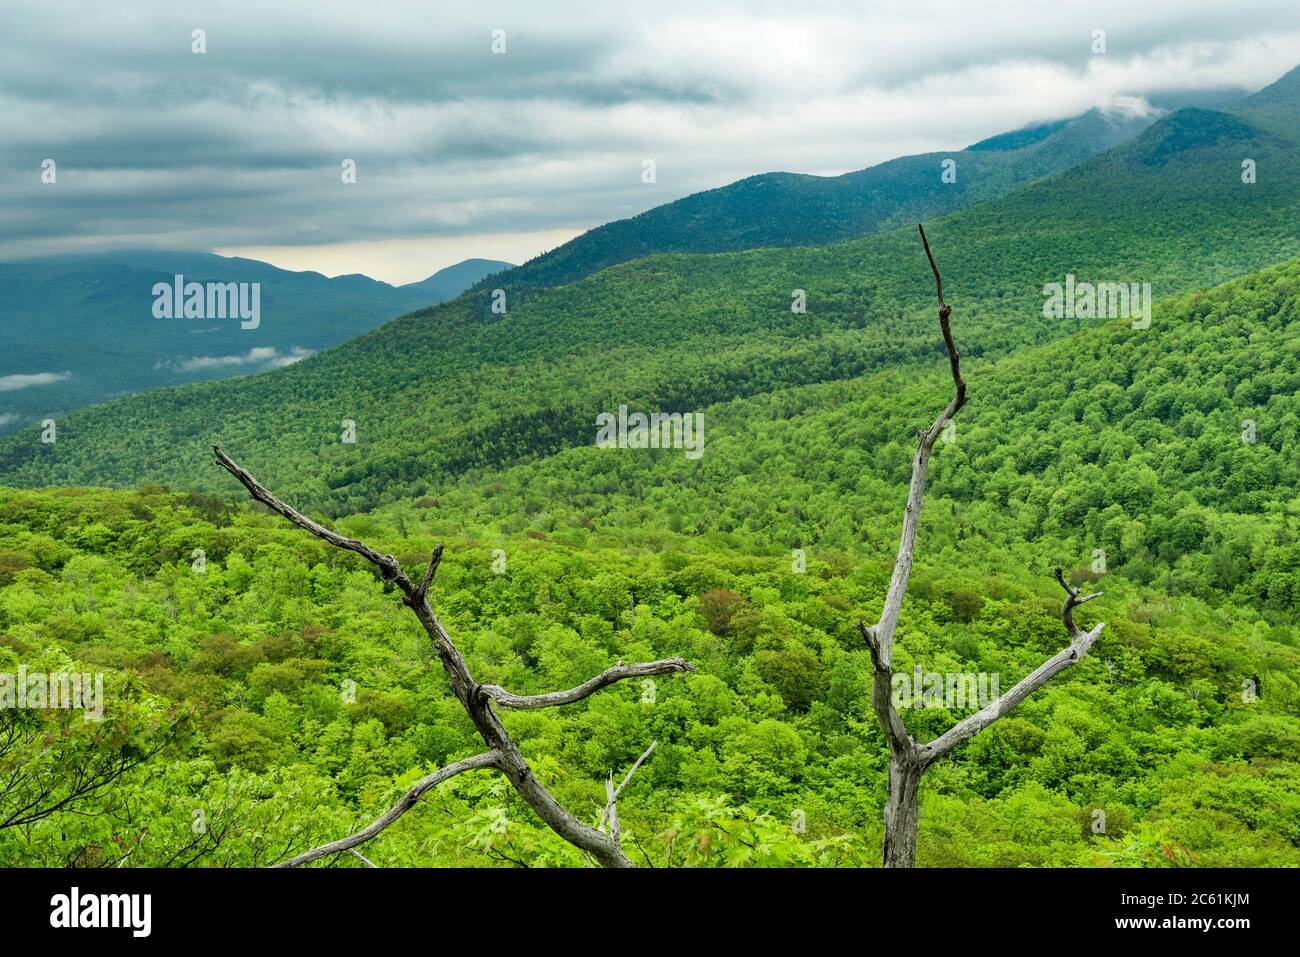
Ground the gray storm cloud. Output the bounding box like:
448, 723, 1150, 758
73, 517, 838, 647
2, 0, 1299, 274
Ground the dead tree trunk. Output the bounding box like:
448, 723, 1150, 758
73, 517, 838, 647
213, 449, 693, 868
883, 755, 922, 868
860, 225, 1106, 868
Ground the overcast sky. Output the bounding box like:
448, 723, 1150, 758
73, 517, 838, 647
3, 1, 1300, 283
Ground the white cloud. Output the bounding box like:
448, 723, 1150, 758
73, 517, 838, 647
1100, 95, 1163, 120
167, 347, 313, 374
0, 372, 71, 392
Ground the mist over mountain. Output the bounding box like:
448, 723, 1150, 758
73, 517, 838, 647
0, 253, 512, 430
483, 89, 1246, 293
2, 90, 1239, 434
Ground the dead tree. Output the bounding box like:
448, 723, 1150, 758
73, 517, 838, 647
213, 448, 693, 868
858, 225, 1105, 867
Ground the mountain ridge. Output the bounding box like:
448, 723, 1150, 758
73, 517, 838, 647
476, 88, 1247, 293
0, 253, 509, 430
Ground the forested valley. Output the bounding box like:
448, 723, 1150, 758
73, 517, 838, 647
2, 59, 1299, 872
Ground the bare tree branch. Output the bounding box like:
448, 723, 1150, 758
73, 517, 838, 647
597, 740, 658, 846
921, 225, 965, 408
858, 226, 1104, 867
213, 446, 406, 584
478, 660, 693, 710
414, 544, 444, 605
1055, 566, 1104, 638
272, 751, 502, 868
875, 224, 967, 651
919, 615, 1104, 766
604, 776, 620, 849
348, 848, 378, 868
613, 740, 657, 801
214, 446, 693, 868
857, 622, 913, 756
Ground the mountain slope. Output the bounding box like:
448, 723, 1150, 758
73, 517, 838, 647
4, 253, 1296, 870
1230, 63, 1300, 136
484, 92, 1243, 292
1, 69, 1297, 511
0, 253, 504, 429
415, 255, 1300, 611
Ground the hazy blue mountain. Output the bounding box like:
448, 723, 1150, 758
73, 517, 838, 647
0, 253, 508, 431
402, 258, 514, 299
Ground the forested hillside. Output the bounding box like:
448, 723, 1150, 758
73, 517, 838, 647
1, 77, 1296, 514
484, 91, 1244, 292
2, 257, 1297, 866
3, 60, 1300, 872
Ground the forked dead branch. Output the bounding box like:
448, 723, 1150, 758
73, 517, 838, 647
212, 446, 693, 868
857, 225, 1106, 866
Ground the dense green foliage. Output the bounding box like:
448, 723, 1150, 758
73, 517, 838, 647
3, 256, 1299, 867
2, 69, 1299, 869
411, 258, 1300, 615
0, 475, 1295, 867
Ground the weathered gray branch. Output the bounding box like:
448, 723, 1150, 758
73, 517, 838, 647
918, 588, 1104, 766
272, 751, 502, 868
1055, 566, 1104, 638
860, 227, 1104, 867
214, 447, 407, 581
857, 622, 914, 757
875, 225, 966, 652
597, 740, 658, 846
214, 446, 693, 868
604, 777, 621, 850
860, 225, 970, 867
478, 660, 693, 710
414, 544, 444, 605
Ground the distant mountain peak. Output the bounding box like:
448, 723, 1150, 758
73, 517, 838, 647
403, 258, 515, 293
0, 251, 508, 428
1130, 107, 1258, 167
490, 90, 1240, 293
1241, 62, 1300, 106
